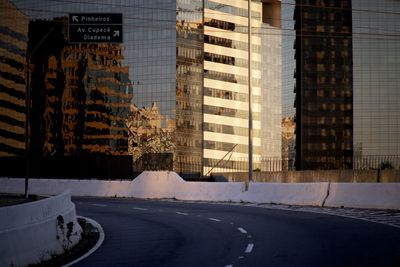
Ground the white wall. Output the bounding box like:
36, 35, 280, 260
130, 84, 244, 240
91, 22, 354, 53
324, 183, 400, 210
0, 191, 82, 267
1, 171, 400, 210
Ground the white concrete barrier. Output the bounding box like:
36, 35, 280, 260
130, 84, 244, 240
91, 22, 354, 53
177, 182, 245, 202
0, 177, 134, 197
242, 182, 329, 206
131, 171, 185, 199
1, 172, 400, 210
324, 183, 400, 210
0, 191, 82, 267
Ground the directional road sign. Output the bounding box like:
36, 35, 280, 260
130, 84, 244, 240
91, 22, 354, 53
68, 13, 123, 43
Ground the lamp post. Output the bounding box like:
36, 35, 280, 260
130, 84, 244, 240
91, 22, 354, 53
247, 0, 253, 190
24, 56, 31, 199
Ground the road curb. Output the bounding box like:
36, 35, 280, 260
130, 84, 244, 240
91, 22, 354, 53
62, 216, 105, 267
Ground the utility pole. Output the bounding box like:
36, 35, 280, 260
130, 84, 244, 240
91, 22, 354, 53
247, 0, 253, 190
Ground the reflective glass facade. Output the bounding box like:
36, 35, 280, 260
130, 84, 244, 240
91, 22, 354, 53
260, 5, 282, 166
294, 0, 354, 170
293, 0, 400, 170
0, 0, 28, 157
352, 0, 400, 157
1, 0, 282, 177
203, 0, 263, 173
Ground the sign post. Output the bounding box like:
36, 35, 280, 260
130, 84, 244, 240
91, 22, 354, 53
68, 13, 123, 43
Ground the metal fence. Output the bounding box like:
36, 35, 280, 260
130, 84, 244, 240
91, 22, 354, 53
353, 155, 400, 170
132, 154, 400, 179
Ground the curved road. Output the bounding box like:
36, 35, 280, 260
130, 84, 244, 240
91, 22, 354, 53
72, 197, 400, 267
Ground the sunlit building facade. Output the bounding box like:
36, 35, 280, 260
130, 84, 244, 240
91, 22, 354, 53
201, 0, 263, 174
0, 0, 28, 157
1, 0, 284, 177
132, 0, 267, 175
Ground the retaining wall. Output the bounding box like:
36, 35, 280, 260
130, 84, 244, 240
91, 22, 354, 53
1, 171, 400, 210
0, 191, 82, 267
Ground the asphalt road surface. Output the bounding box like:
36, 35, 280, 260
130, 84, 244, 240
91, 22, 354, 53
72, 197, 400, 267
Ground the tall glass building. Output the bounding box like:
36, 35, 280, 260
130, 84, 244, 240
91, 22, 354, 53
1, 0, 283, 178
352, 0, 400, 157
293, 0, 400, 170
260, 0, 282, 169
294, 0, 354, 170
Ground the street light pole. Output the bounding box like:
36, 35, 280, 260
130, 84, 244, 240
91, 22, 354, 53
24, 57, 31, 199
247, 0, 253, 190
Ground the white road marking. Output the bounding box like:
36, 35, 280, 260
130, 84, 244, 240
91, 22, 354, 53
245, 243, 254, 253
176, 212, 189, 216
91, 204, 108, 207
225, 265, 233, 267
238, 256, 244, 259
247, 235, 252, 238
208, 218, 221, 222
63, 216, 105, 267
132, 207, 148, 211
237, 227, 247, 234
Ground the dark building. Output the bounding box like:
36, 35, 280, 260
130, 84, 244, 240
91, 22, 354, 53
294, 0, 353, 170
24, 18, 133, 178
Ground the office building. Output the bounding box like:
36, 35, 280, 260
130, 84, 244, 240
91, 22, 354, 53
3, 0, 284, 177
293, 0, 400, 170
132, 0, 271, 175
260, 0, 282, 169
27, 19, 132, 158
281, 116, 295, 170
0, 0, 28, 157
352, 0, 400, 157
294, 0, 353, 170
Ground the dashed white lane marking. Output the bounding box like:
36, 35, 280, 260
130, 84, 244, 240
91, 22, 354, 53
245, 243, 254, 253
176, 212, 189, 216
237, 227, 247, 234
225, 265, 233, 267
208, 218, 221, 222
132, 207, 148, 211
91, 203, 108, 207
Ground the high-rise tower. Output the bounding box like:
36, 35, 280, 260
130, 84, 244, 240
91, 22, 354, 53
294, 0, 353, 170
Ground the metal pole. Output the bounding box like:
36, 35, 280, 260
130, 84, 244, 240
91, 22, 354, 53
24, 57, 30, 199
247, 0, 253, 188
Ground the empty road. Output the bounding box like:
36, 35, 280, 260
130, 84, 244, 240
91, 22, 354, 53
72, 197, 400, 267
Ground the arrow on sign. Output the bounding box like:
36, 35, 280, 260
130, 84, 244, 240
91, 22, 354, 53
113, 30, 120, 37
72, 15, 79, 22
